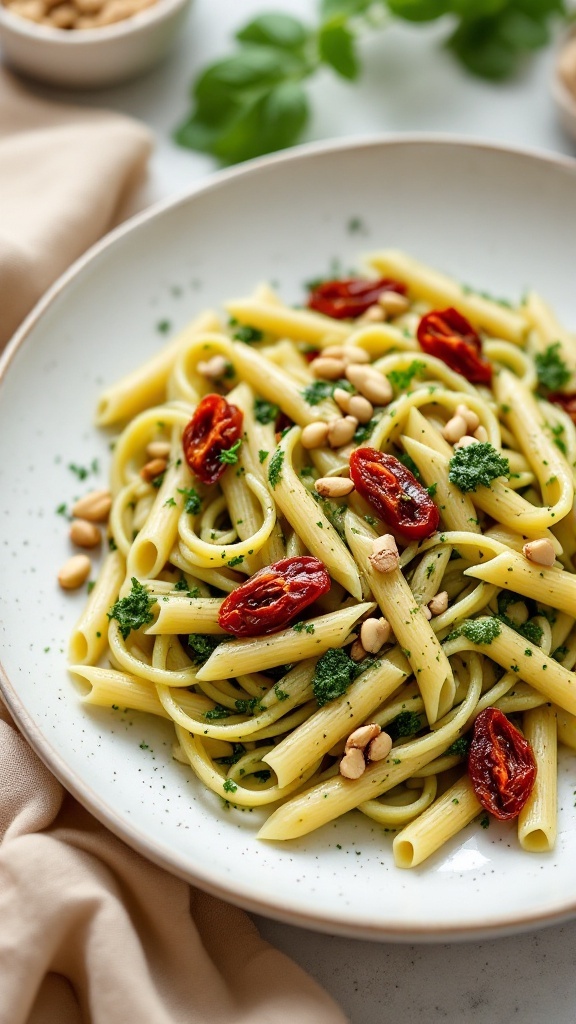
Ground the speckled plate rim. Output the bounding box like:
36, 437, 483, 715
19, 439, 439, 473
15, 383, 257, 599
2, 133, 576, 943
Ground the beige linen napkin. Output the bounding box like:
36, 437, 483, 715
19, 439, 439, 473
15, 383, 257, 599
0, 73, 348, 1024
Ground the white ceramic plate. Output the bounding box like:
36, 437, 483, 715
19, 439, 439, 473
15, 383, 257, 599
2, 137, 576, 942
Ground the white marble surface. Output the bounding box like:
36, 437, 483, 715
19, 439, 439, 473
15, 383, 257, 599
4, 1, 576, 1020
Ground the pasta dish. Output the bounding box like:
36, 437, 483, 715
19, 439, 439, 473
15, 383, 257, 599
67, 250, 576, 869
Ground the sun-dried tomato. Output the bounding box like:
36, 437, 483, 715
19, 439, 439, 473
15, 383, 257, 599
417, 308, 492, 385
308, 277, 407, 320
468, 707, 536, 820
182, 394, 243, 486
218, 556, 331, 638
349, 448, 439, 540
547, 392, 576, 425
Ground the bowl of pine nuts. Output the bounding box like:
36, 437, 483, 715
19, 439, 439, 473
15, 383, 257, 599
0, 0, 192, 88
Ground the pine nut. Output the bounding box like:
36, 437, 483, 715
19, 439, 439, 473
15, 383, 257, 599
379, 618, 392, 644
314, 477, 355, 498
345, 723, 381, 751
347, 395, 373, 423
58, 554, 91, 590
197, 355, 229, 380
428, 590, 449, 616
474, 425, 488, 442
345, 364, 393, 406
369, 534, 399, 573
49, 3, 76, 25
366, 732, 393, 762
339, 747, 366, 779
322, 345, 345, 359
69, 519, 101, 548
301, 421, 329, 449
360, 305, 385, 323
312, 357, 346, 380
71, 489, 112, 523
327, 416, 358, 448
523, 538, 556, 567
423, 605, 432, 619
360, 617, 389, 654
333, 387, 352, 412
456, 404, 480, 432
141, 458, 167, 482
453, 434, 479, 450
378, 291, 410, 318
146, 440, 171, 460
341, 347, 371, 365
350, 639, 366, 661
442, 414, 468, 444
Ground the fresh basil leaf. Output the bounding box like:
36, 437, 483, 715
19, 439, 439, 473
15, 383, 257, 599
318, 22, 359, 79
387, 0, 449, 22
447, 18, 518, 79
236, 13, 309, 50
193, 47, 304, 121
498, 8, 550, 48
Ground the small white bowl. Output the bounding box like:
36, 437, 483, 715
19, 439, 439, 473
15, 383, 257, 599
0, 0, 192, 88
552, 26, 576, 144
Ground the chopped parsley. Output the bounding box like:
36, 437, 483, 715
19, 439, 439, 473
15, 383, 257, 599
174, 576, 201, 598
496, 592, 543, 647
68, 462, 90, 480
535, 343, 571, 391
108, 536, 118, 551
164, 496, 176, 507
232, 324, 263, 344
204, 705, 231, 720
448, 442, 510, 493
253, 769, 271, 783
254, 398, 279, 424
293, 621, 315, 634
445, 736, 470, 758
156, 319, 172, 334
234, 696, 265, 715
480, 813, 490, 829
301, 379, 353, 406
550, 423, 567, 455
219, 439, 242, 465
187, 633, 221, 665
353, 417, 380, 444
388, 711, 423, 741
426, 482, 438, 498
425, 563, 435, 579
460, 617, 502, 645
215, 743, 246, 765
177, 486, 202, 515
312, 648, 357, 707
222, 779, 238, 793
268, 448, 285, 489
107, 578, 156, 639
227, 555, 244, 568
397, 451, 421, 480
387, 360, 426, 392
274, 685, 289, 702
258, 449, 269, 464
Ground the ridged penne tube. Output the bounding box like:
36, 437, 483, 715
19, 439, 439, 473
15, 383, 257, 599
225, 297, 350, 345
177, 334, 337, 426
345, 322, 419, 357
345, 517, 454, 724
464, 551, 576, 617
70, 664, 213, 718
263, 647, 410, 788
69, 549, 126, 665
451, 619, 576, 717
175, 727, 321, 807
146, 596, 224, 635
128, 452, 193, 580
366, 250, 528, 343
555, 707, 576, 749
494, 371, 574, 525
359, 775, 438, 827
95, 311, 219, 426
400, 436, 480, 533
524, 292, 576, 389
518, 705, 558, 852
258, 656, 482, 841
271, 427, 363, 599
471, 480, 563, 542
392, 775, 481, 868
196, 603, 375, 681
178, 473, 276, 568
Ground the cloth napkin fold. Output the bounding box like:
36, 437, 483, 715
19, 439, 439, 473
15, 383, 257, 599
0, 72, 348, 1024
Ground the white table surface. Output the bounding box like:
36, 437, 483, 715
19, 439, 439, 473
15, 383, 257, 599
9, 1, 576, 1020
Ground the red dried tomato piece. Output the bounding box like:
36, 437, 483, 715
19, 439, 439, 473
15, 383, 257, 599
547, 392, 576, 425
308, 277, 407, 320
468, 707, 536, 821
218, 556, 331, 638
182, 394, 243, 486
349, 448, 439, 540
417, 308, 492, 385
